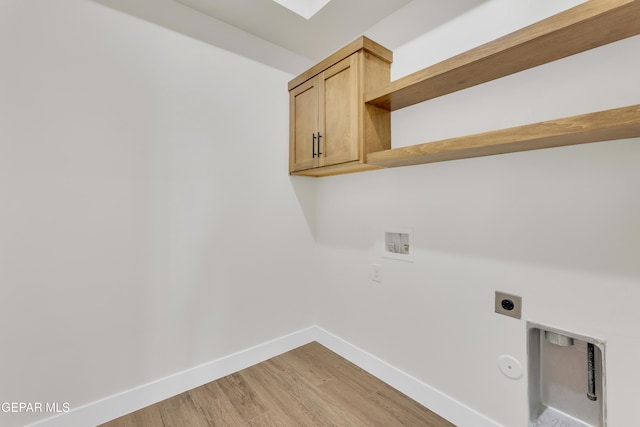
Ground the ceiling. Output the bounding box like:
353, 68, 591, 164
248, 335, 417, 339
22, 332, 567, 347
174, 0, 414, 61
269, 0, 334, 20
91, 0, 487, 74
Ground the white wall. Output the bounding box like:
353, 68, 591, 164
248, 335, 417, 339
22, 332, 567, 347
0, 1, 315, 426
315, 1, 640, 426
2, 0, 639, 426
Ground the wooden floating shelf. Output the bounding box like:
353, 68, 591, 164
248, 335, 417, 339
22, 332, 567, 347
366, 105, 640, 168
365, 0, 640, 111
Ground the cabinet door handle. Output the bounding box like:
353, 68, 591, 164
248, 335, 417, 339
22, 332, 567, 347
312, 133, 317, 158
317, 132, 322, 156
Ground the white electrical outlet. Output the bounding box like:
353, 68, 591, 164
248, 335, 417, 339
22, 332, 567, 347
372, 264, 381, 283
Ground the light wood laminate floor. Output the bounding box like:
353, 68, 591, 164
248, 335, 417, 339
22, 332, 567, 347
99, 342, 456, 427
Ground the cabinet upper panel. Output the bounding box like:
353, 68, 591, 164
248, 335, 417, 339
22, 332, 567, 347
288, 36, 392, 176
288, 36, 392, 92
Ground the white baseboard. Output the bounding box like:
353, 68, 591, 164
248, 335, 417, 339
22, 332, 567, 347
27, 327, 317, 427
28, 326, 500, 427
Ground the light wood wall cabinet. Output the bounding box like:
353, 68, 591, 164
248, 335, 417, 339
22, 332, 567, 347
288, 37, 392, 177
288, 0, 640, 176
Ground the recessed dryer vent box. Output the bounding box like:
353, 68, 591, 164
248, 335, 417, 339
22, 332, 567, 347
383, 229, 413, 261
528, 322, 606, 427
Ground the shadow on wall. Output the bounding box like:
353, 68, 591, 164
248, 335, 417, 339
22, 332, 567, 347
290, 176, 318, 241
309, 139, 640, 280
89, 0, 313, 74
366, 0, 490, 51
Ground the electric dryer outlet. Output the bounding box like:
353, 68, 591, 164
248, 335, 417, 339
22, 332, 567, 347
495, 291, 522, 319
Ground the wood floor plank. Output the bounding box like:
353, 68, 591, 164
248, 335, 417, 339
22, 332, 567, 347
189, 382, 246, 426
102, 399, 165, 427
318, 377, 409, 427
244, 358, 365, 427
246, 409, 296, 427
271, 342, 335, 387
371, 383, 457, 427
236, 361, 320, 427
214, 372, 269, 422
98, 342, 458, 427
295, 342, 387, 397
157, 392, 211, 427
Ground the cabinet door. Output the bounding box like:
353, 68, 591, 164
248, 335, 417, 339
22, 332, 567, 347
289, 78, 319, 172
318, 54, 359, 167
